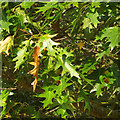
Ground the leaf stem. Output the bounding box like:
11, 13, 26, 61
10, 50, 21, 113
17, 27, 39, 39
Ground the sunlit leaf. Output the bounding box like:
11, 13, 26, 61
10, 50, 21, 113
83, 18, 92, 29
36, 2, 57, 13
20, 2, 34, 9
56, 56, 80, 79
90, 83, 103, 98
87, 12, 99, 28
101, 27, 120, 50
0, 36, 14, 55
0, 90, 10, 118
0, 20, 13, 32
13, 47, 27, 71
38, 34, 59, 56
35, 86, 56, 108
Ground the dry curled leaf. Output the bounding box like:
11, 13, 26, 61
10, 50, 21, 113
29, 46, 41, 92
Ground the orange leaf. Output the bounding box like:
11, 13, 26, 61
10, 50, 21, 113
33, 46, 41, 63
76, 42, 84, 50
29, 67, 38, 77
29, 46, 41, 92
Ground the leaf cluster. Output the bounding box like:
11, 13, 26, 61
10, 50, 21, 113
1, 2, 120, 119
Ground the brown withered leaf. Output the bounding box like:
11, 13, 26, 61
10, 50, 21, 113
33, 46, 41, 63
29, 46, 41, 92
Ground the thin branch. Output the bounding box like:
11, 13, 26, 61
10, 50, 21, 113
17, 27, 39, 39
5, 100, 21, 119
54, 37, 67, 42
82, 47, 99, 54
115, 49, 120, 55
0, 88, 17, 90
45, 106, 59, 115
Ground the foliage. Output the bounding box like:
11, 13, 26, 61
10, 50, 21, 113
0, 1, 120, 119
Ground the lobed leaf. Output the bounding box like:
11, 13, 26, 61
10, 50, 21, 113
0, 36, 14, 55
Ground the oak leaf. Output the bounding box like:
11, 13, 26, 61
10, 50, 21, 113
0, 36, 14, 55
29, 46, 41, 92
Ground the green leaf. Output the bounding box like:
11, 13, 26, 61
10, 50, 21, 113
15, 7, 27, 28
101, 27, 120, 50
20, 2, 34, 9
83, 18, 93, 29
54, 76, 72, 96
77, 96, 84, 102
13, 47, 27, 71
56, 95, 68, 105
87, 12, 99, 28
96, 48, 110, 61
0, 90, 10, 118
57, 108, 66, 118
36, 2, 57, 13
91, 2, 100, 8
79, 73, 94, 86
38, 34, 60, 56
56, 48, 74, 57
96, 51, 106, 61
35, 86, 56, 108
77, 90, 90, 113
90, 83, 103, 98
0, 20, 13, 32
42, 8, 53, 28
113, 87, 120, 94
82, 60, 97, 74
56, 100, 74, 119
56, 55, 80, 79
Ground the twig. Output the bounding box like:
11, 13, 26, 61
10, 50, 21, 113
17, 27, 39, 39
5, 100, 21, 119
115, 49, 120, 55
0, 88, 17, 90
54, 37, 67, 42
82, 47, 99, 54
45, 106, 59, 115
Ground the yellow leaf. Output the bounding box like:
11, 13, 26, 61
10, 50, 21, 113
104, 70, 109, 74
29, 62, 36, 66
29, 67, 38, 77
0, 36, 14, 55
32, 77, 38, 92
76, 42, 84, 50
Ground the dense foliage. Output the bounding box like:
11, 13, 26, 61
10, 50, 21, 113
0, 2, 120, 119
